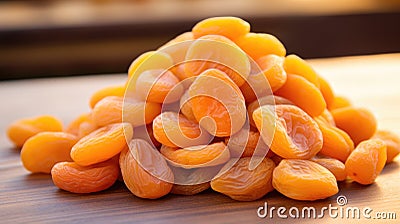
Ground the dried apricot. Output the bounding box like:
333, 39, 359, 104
51, 160, 119, 193
127, 51, 173, 78
310, 156, 347, 181
275, 74, 326, 117
189, 69, 246, 137
273, 159, 338, 201
120, 139, 173, 199
256, 54, 287, 92
331, 107, 377, 145
328, 95, 352, 111
133, 124, 161, 148
135, 69, 184, 104
7, 115, 63, 148
71, 123, 133, 166
247, 95, 293, 127
158, 32, 194, 64
184, 35, 250, 86
89, 85, 125, 108
283, 54, 320, 87
234, 33, 286, 59
170, 165, 221, 195
92, 96, 161, 127
179, 90, 197, 122
253, 105, 323, 159
21, 132, 78, 173
211, 157, 275, 201
314, 117, 354, 162
225, 128, 268, 158
192, 16, 250, 40
152, 112, 211, 148
160, 142, 230, 169
345, 139, 387, 185
372, 130, 400, 163
65, 113, 90, 136
318, 76, 335, 109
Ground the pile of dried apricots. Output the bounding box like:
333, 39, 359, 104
7, 17, 400, 201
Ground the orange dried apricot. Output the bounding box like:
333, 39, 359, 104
310, 156, 347, 181
160, 142, 230, 169
273, 159, 338, 201
318, 76, 335, 109
179, 90, 197, 122
283, 54, 320, 87
65, 113, 91, 136
51, 160, 119, 193
345, 139, 387, 185
192, 16, 250, 40
247, 95, 293, 127
234, 33, 286, 60
184, 35, 250, 86
135, 69, 184, 103
275, 74, 326, 117
328, 95, 352, 111
89, 85, 125, 108
256, 54, 287, 92
253, 105, 323, 159
133, 124, 161, 148
71, 123, 133, 166
152, 112, 211, 148
158, 32, 194, 64
21, 132, 78, 173
189, 69, 246, 137
372, 130, 400, 163
224, 128, 268, 158
7, 115, 63, 148
331, 107, 377, 145
314, 117, 354, 162
211, 157, 275, 201
127, 51, 173, 78
120, 139, 173, 199
92, 96, 161, 127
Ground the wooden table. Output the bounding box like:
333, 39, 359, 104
1, 54, 399, 223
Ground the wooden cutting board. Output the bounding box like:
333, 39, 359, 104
1, 54, 399, 223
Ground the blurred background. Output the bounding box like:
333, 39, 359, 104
0, 0, 399, 80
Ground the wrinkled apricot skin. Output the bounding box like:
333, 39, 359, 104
310, 156, 347, 181
234, 33, 286, 59
372, 130, 400, 163
119, 139, 173, 199
314, 117, 354, 162
21, 132, 78, 173
89, 85, 125, 108
283, 54, 320, 87
273, 159, 338, 201
225, 128, 268, 158
253, 105, 323, 159
160, 142, 230, 169
51, 160, 119, 193
247, 95, 293, 127
211, 157, 275, 201
331, 107, 377, 145
345, 139, 387, 185
7, 115, 63, 148
189, 69, 246, 137
71, 123, 133, 166
179, 90, 197, 122
275, 74, 326, 117
192, 16, 250, 40
171, 182, 210, 196
152, 112, 210, 148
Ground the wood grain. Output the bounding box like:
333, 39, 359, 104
1, 54, 400, 223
